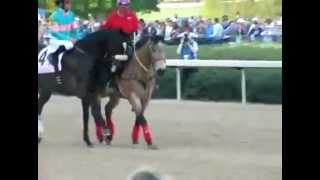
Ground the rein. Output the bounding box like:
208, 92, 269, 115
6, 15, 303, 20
120, 41, 156, 83
134, 50, 150, 73
75, 45, 86, 55
133, 41, 159, 79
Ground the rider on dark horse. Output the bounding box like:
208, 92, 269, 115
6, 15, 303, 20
99, 0, 139, 89
47, 0, 80, 84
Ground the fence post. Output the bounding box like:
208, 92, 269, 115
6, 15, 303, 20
241, 68, 247, 104
176, 67, 181, 101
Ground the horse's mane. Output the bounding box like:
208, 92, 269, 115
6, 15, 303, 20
76, 29, 110, 46
135, 36, 149, 50
135, 35, 164, 50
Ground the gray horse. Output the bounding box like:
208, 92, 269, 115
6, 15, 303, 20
82, 35, 167, 149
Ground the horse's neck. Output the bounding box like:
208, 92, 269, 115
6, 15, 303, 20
135, 46, 151, 69
75, 30, 109, 57
122, 43, 152, 80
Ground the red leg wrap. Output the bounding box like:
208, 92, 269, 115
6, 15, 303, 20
142, 122, 152, 145
132, 122, 141, 142
106, 115, 114, 136
95, 122, 103, 141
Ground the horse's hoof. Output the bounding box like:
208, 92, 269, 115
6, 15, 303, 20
38, 137, 42, 144
105, 136, 112, 145
147, 144, 159, 150
105, 139, 111, 145
87, 144, 94, 148
106, 140, 111, 145
132, 140, 139, 145
99, 139, 103, 144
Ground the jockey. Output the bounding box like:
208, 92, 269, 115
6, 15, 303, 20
100, 0, 139, 74
48, 0, 80, 84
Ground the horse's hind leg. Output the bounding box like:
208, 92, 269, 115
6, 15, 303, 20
81, 97, 93, 147
38, 90, 51, 115
38, 90, 52, 143
104, 96, 120, 141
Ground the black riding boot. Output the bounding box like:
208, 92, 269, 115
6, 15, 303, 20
112, 40, 133, 74
51, 45, 66, 84
125, 41, 134, 60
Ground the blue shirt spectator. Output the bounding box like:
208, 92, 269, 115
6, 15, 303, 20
38, 8, 46, 19
203, 22, 214, 40
177, 33, 199, 60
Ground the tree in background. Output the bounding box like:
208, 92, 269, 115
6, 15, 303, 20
203, 0, 282, 19
38, 0, 55, 15
38, 0, 160, 19
202, 0, 224, 18
130, 0, 160, 13
230, 0, 282, 18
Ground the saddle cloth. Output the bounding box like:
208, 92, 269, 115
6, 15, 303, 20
38, 46, 64, 74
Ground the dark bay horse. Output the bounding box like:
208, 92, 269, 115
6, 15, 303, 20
38, 29, 130, 144
82, 35, 167, 149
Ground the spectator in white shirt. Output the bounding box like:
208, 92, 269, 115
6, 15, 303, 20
261, 18, 275, 42
211, 18, 224, 43
164, 20, 174, 44
247, 17, 262, 41
176, 32, 199, 93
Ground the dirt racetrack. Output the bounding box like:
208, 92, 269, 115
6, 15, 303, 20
38, 96, 282, 180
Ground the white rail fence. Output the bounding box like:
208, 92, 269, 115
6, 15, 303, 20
165, 60, 282, 104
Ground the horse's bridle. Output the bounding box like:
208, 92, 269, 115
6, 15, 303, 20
134, 49, 149, 73
134, 40, 163, 77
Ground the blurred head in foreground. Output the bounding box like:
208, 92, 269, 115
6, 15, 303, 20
127, 168, 171, 180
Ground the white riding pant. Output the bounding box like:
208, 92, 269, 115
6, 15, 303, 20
48, 39, 74, 51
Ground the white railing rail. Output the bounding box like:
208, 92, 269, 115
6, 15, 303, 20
165, 59, 282, 104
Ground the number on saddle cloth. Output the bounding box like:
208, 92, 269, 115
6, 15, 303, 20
38, 46, 64, 74
39, 49, 47, 65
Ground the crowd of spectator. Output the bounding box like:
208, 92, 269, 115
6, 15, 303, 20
145, 14, 282, 45
38, 11, 281, 93
38, 11, 282, 46
38, 13, 101, 45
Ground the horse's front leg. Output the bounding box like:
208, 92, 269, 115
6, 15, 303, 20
38, 90, 52, 144
104, 95, 120, 142
81, 97, 93, 147
128, 93, 158, 149
89, 94, 112, 145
